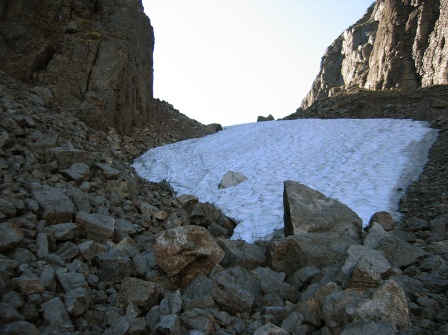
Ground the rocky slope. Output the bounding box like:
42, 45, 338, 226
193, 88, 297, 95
2, 66, 448, 335
300, 0, 448, 109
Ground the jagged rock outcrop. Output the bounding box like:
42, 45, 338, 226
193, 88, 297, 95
0, 0, 154, 134
301, 0, 448, 109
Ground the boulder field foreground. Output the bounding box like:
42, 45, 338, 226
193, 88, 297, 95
1, 71, 448, 334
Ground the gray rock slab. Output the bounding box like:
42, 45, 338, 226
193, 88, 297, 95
0, 222, 23, 253
76, 211, 115, 243
94, 250, 135, 283
268, 232, 360, 276
376, 236, 426, 268
219, 170, 248, 189
32, 186, 75, 225
116, 277, 162, 313
340, 321, 396, 335
47, 223, 77, 240
41, 297, 73, 330
355, 279, 411, 330
61, 162, 91, 182
283, 180, 362, 240
48, 147, 89, 170
218, 238, 266, 270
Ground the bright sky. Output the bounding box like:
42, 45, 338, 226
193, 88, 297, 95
142, 1, 374, 126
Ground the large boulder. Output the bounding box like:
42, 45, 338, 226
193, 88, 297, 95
267, 232, 360, 276
354, 279, 412, 330
283, 181, 362, 239
154, 226, 225, 286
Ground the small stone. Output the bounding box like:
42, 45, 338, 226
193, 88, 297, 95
0, 302, 24, 323
254, 322, 289, 335
0, 321, 38, 335
61, 162, 91, 182
41, 297, 73, 330
155, 314, 181, 335
218, 239, 266, 270
139, 202, 168, 220
15, 269, 44, 295
94, 250, 135, 283
32, 186, 75, 225
355, 279, 411, 329
340, 321, 396, 335
219, 170, 248, 189
368, 211, 394, 231
94, 162, 121, 179
76, 211, 115, 243
78, 240, 106, 262
64, 287, 90, 316
116, 277, 162, 313
55, 241, 79, 261
48, 147, 88, 170
160, 290, 183, 315
376, 236, 425, 268
36, 232, 49, 260
0, 222, 24, 252
55, 269, 88, 292
47, 223, 77, 240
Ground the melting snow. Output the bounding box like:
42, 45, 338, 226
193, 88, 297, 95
133, 119, 438, 243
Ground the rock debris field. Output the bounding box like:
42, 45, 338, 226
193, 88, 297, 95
133, 119, 438, 243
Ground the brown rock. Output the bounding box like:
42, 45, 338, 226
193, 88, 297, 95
116, 277, 162, 313
154, 226, 224, 286
368, 211, 394, 231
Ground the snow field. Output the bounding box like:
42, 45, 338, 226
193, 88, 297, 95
133, 119, 438, 243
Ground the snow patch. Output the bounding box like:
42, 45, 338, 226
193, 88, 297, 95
133, 119, 438, 243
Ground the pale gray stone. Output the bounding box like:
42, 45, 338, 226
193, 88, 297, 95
219, 170, 248, 189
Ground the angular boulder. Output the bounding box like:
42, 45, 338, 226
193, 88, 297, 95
75, 211, 115, 243
268, 232, 359, 276
283, 181, 362, 239
218, 170, 248, 189
355, 279, 411, 330
154, 226, 224, 286
32, 186, 75, 225
117, 277, 162, 313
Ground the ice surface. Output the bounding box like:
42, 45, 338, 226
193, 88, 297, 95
132, 119, 438, 243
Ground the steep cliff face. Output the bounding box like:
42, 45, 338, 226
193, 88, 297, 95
0, 0, 154, 134
301, 0, 448, 109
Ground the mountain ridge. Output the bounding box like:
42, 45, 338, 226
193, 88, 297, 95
299, 0, 448, 110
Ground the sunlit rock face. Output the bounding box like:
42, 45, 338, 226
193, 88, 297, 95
301, 0, 448, 109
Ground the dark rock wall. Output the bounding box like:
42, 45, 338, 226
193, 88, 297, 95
300, 0, 448, 109
0, 0, 154, 135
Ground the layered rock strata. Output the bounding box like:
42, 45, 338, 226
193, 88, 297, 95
0, 0, 154, 134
